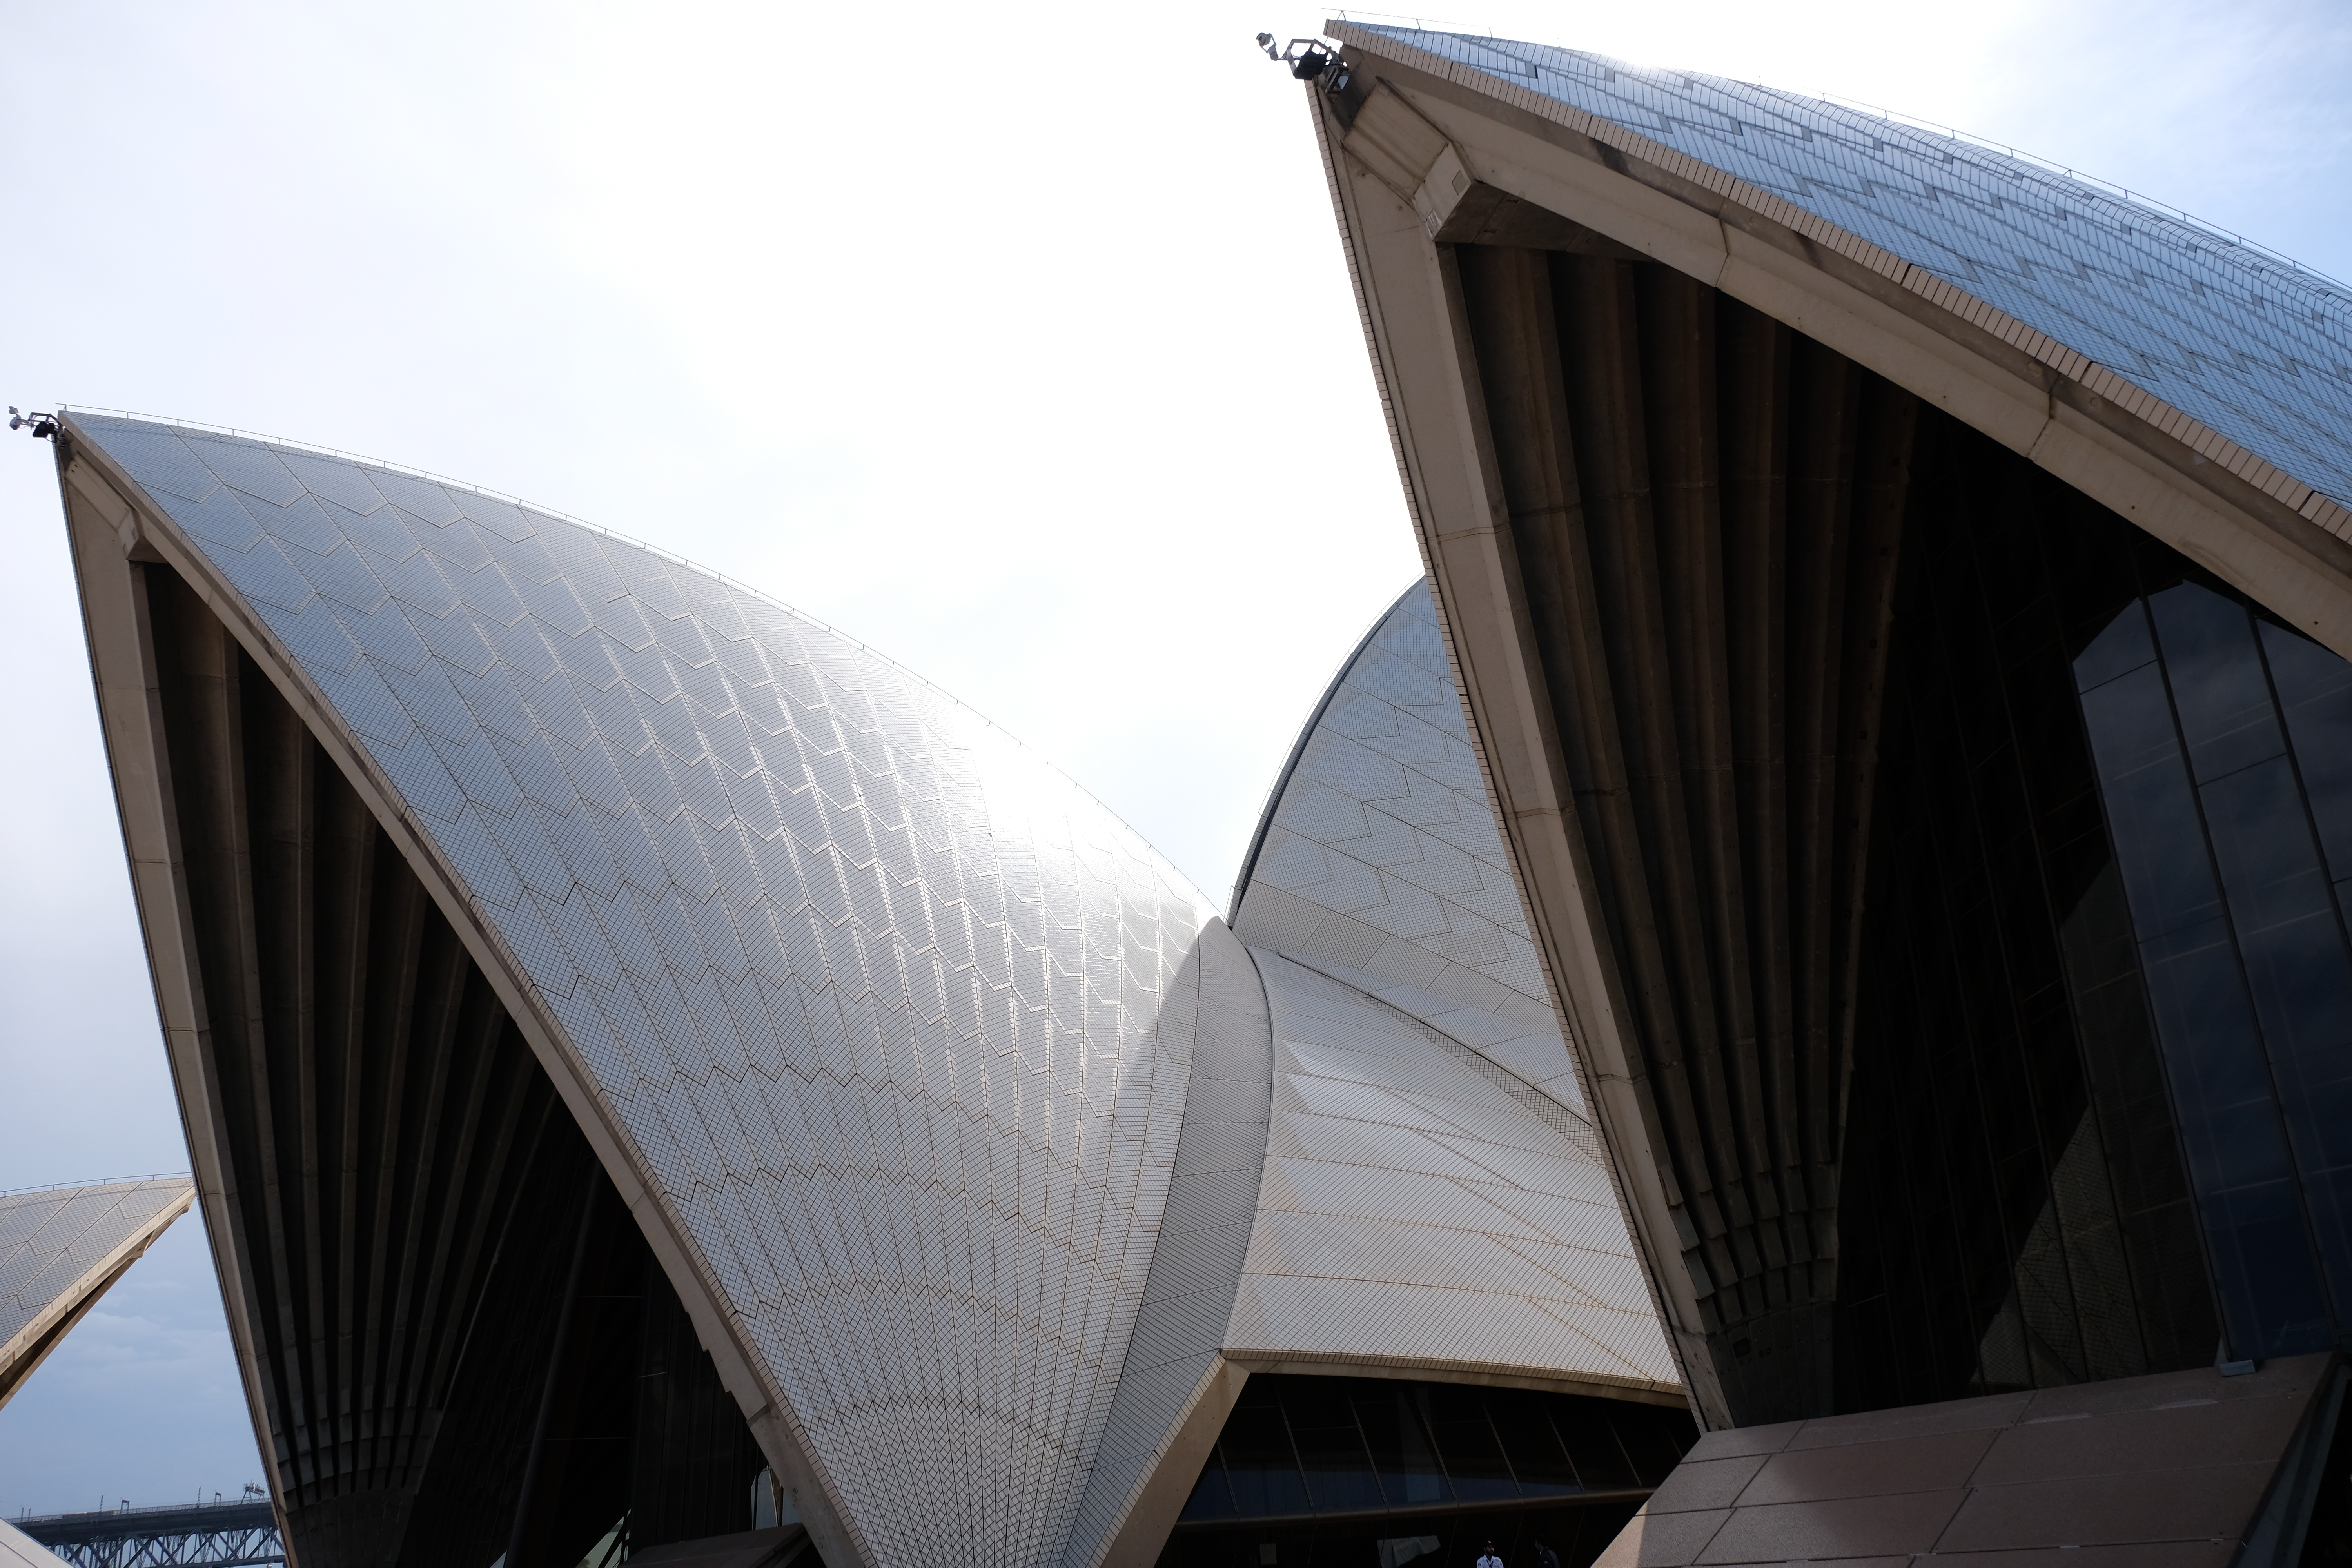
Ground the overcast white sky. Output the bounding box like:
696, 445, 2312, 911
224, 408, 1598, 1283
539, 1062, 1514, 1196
2, 0, 2347, 1523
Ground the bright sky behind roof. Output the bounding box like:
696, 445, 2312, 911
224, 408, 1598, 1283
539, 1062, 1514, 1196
2, 0, 2348, 1522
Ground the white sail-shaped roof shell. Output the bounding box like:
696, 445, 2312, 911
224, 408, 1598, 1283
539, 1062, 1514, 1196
67, 413, 1214, 1568
1227, 586, 1673, 1392
0, 1177, 193, 1408
60, 416, 1681, 1568
1348, 25, 2352, 510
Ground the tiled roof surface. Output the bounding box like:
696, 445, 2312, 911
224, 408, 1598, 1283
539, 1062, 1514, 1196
1233, 583, 1583, 1112
0, 1517, 70, 1568
1062, 921, 1271, 1568
1227, 953, 1676, 1388
1349, 25, 2352, 508
76, 413, 1210, 1568
0, 1178, 191, 1357
1227, 584, 1671, 1390
73, 416, 1683, 1566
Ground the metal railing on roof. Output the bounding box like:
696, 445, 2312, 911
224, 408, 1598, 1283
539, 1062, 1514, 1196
1322, 15, 2352, 305
52, 408, 1216, 911
1802, 89, 2352, 302
0, 1175, 191, 1201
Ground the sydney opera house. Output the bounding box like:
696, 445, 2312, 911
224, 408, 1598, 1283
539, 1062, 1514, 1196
2, 1178, 192, 1415
36, 18, 2352, 1568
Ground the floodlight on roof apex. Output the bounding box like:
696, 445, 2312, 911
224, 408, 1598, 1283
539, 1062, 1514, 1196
51, 410, 1671, 1568
1256, 32, 1347, 87
7, 406, 56, 440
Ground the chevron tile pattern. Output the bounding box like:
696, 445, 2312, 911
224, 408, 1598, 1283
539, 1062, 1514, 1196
1226, 587, 1670, 1393
1223, 950, 1671, 1390
1354, 25, 2352, 508
78, 414, 1210, 1568
1233, 584, 1583, 1111
0, 1178, 192, 1369
73, 414, 1685, 1568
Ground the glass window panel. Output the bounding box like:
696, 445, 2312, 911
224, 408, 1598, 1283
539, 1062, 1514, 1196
2202, 1177, 2333, 1357
2282, 1027, 2352, 1171
2245, 621, 2352, 1327
2078, 662, 2225, 940
1353, 1389, 1449, 1508
2200, 759, 2340, 953
1219, 1401, 1308, 1519
1188, 1377, 1700, 1524
1840, 436, 2309, 1406
1483, 1390, 1579, 1496
2218, 897, 2352, 1162
2078, 636, 2331, 1359
2260, 620, 2352, 889
1182, 1452, 1237, 1521
1608, 1406, 1696, 1488
2138, 922, 2299, 1171
2073, 596, 2158, 694
1285, 1379, 1383, 1514
2304, 1169, 2352, 1322
2147, 584, 2288, 783
1421, 1385, 1515, 1502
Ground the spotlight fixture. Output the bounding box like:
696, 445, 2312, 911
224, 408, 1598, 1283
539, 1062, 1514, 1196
1254, 32, 1349, 90
7, 406, 58, 440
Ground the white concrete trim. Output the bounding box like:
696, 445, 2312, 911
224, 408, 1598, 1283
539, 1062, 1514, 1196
1324, 22, 2352, 657
1310, 84, 1730, 1427
0, 1181, 193, 1406
52, 426, 871, 1568
55, 456, 290, 1526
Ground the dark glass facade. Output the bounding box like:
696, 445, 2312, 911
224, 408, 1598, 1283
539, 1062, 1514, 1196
1167, 408, 2352, 1556
1835, 414, 2352, 1410
2078, 557, 2352, 1361
377, 1164, 772, 1566
1162, 1376, 1694, 1568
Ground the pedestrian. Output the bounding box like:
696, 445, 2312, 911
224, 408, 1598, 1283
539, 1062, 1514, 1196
1475, 1541, 1504, 1568
1534, 1541, 1561, 1568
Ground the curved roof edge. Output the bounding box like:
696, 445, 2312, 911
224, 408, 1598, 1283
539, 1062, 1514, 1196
0, 1516, 71, 1568
1325, 20, 2352, 661
1221, 1347, 1686, 1407
1227, 580, 1420, 923
0, 1177, 194, 1411
57, 407, 1696, 1566
54, 414, 1220, 1568
1229, 579, 1586, 1114
54, 407, 1216, 923
1329, 21, 2352, 539
1225, 951, 1679, 1394
1062, 920, 1274, 1568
